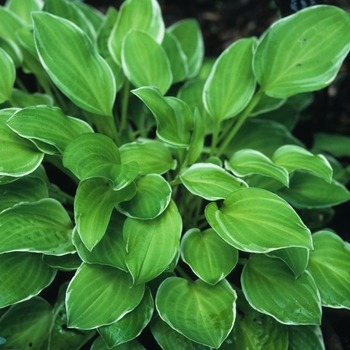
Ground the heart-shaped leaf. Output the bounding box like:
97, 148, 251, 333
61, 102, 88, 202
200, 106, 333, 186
0, 47, 15, 104
75, 178, 136, 251
117, 174, 172, 220
277, 172, 350, 209
181, 228, 238, 285
0, 297, 52, 349
272, 145, 333, 183
180, 163, 248, 201
241, 254, 321, 325
108, 0, 164, 65
0, 252, 56, 308
7, 105, 93, 155
33, 11, 116, 116
132, 87, 194, 147
119, 140, 176, 175
254, 5, 350, 98
156, 277, 237, 348
73, 211, 128, 271
225, 149, 289, 187
123, 201, 182, 285
0, 198, 74, 255
66, 264, 145, 329
203, 38, 257, 122
205, 187, 312, 253
168, 19, 203, 78
122, 30, 172, 94
307, 230, 350, 309
98, 286, 154, 347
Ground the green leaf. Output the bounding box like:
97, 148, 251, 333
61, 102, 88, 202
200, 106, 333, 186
241, 254, 322, 325
225, 149, 289, 187
0, 6, 25, 43
74, 178, 136, 251
97, 6, 118, 58
98, 286, 154, 347
272, 145, 333, 183
91, 337, 145, 350
0, 108, 44, 177
122, 30, 172, 94
266, 246, 309, 278
117, 174, 171, 220
150, 315, 210, 350
123, 201, 181, 285
203, 38, 257, 121
0, 297, 52, 349
223, 292, 288, 350
6, 0, 42, 24
43, 0, 96, 41
277, 172, 350, 209
74, 2, 104, 33
0, 47, 15, 103
168, 19, 203, 78
120, 140, 176, 175
0, 176, 48, 212
186, 109, 204, 165
72, 211, 128, 271
66, 264, 145, 329
312, 133, 350, 158
42, 253, 82, 272
180, 163, 248, 201
162, 31, 188, 83
0, 252, 56, 308
181, 228, 238, 285
205, 188, 312, 253
108, 0, 164, 65
254, 5, 350, 98
48, 283, 95, 350
249, 92, 286, 117
288, 325, 325, 350
156, 277, 237, 348
307, 230, 350, 309
227, 119, 303, 158
0, 198, 74, 255
0, 35, 23, 68
7, 105, 93, 155
9, 88, 53, 107
32, 12, 116, 116
132, 87, 194, 147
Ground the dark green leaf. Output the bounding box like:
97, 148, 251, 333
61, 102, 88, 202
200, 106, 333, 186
0, 47, 15, 103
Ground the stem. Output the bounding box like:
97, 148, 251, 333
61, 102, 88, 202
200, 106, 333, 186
89, 112, 121, 147
120, 79, 130, 132
210, 120, 220, 156
175, 265, 192, 282
216, 89, 264, 157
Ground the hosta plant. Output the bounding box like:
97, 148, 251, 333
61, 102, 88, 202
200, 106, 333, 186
0, 0, 350, 349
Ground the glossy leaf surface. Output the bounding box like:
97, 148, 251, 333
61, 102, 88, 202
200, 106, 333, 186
66, 264, 145, 329
205, 188, 312, 252
180, 163, 248, 201
0, 297, 52, 349
278, 172, 350, 209
7, 106, 93, 155
181, 228, 238, 285
132, 87, 194, 147
0, 252, 56, 308
272, 145, 332, 182
74, 178, 135, 251
307, 230, 350, 309
122, 30, 172, 94
108, 0, 164, 64
242, 254, 321, 325
123, 201, 182, 285
156, 277, 236, 348
117, 174, 172, 219
33, 12, 115, 116
225, 149, 289, 186
168, 19, 203, 78
0, 198, 74, 255
203, 38, 256, 121
120, 140, 176, 175
0, 47, 15, 103
254, 6, 350, 98
98, 286, 153, 347
43, 253, 82, 272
